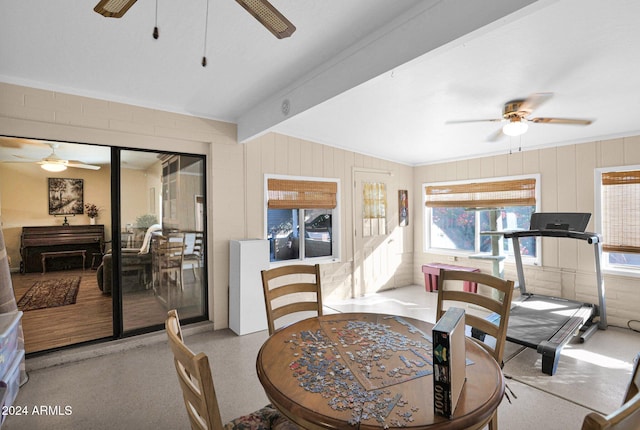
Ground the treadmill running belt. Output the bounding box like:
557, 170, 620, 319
506, 294, 589, 348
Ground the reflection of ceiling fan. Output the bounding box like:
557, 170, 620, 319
13, 143, 100, 172
93, 0, 296, 39
447, 93, 594, 141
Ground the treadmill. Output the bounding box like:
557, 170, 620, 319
503, 212, 607, 375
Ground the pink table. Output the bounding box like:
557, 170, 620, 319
422, 263, 481, 293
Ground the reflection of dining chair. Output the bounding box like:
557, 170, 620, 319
114, 224, 161, 291
581, 352, 640, 430
152, 234, 185, 308
165, 310, 296, 430
261, 264, 323, 336
436, 269, 514, 430
183, 231, 204, 283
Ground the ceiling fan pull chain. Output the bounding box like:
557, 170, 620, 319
153, 0, 159, 39
202, 0, 210, 67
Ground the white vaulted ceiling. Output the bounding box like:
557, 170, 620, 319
1, 0, 640, 166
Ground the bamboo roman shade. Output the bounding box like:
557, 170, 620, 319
267, 178, 337, 209
601, 170, 640, 254
425, 178, 536, 209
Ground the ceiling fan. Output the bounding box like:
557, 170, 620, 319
9, 143, 100, 172
447, 93, 594, 141
93, 0, 296, 39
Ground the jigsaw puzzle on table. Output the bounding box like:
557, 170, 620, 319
284, 314, 474, 427
321, 315, 434, 390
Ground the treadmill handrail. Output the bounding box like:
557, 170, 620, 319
503, 229, 601, 244
505, 228, 607, 330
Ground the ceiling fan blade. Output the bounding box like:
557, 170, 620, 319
519, 92, 554, 114
94, 0, 138, 18
530, 117, 593, 125
1, 159, 33, 164
235, 0, 296, 39
0, 137, 28, 149
487, 128, 505, 142
67, 161, 101, 170
1, 138, 53, 152
12, 154, 38, 161
446, 119, 503, 124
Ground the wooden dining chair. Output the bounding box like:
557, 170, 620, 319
581, 353, 640, 430
261, 264, 323, 335
183, 231, 204, 282
153, 234, 185, 308
165, 310, 298, 430
436, 269, 515, 430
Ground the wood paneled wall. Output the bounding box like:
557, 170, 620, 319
414, 137, 640, 327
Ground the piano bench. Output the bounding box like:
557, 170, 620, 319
41, 250, 86, 274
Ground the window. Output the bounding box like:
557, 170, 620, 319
596, 167, 640, 272
424, 176, 539, 260
265, 176, 339, 263
362, 182, 387, 237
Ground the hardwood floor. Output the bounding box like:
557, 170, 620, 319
12, 268, 112, 354
122, 283, 203, 331
11, 267, 205, 354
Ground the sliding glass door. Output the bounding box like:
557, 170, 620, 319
119, 150, 207, 332
1, 136, 208, 351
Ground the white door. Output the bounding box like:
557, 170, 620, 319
353, 172, 395, 296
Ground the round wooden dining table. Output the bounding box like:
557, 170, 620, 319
256, 312, 505, 430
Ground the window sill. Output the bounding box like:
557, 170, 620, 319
602, 267, 640, 279
425, 249, 540, 266
268, 256, 339, 268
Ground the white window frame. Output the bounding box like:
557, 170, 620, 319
594, 165, 640, 277
422, 174, 541, 266
264, 174, 341, 266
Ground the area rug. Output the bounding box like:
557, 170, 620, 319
17, 276, 81, 312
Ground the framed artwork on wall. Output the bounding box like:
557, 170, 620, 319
48, 178, 84, 215
399, 189, 408, 227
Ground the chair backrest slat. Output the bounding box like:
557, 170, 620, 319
267, 282, 320, 299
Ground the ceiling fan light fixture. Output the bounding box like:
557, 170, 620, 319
502, 120, 528, 137
235, 0, 296, 39
40, 162, 67, 173
94, 0, 138, 18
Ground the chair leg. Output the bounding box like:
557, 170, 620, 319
192, 262, 198, 280
167, 273, 173, 309
488, 411, 497, 430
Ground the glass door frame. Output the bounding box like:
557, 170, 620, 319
110, 147, 209, 339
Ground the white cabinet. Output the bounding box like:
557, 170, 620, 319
229, 240, 269, 335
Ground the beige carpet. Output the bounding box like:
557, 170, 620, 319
502, 327, 640, 415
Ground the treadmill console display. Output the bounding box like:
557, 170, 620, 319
529, 212, 591, 232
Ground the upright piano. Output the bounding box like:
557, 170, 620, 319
20, 225, 105, 273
